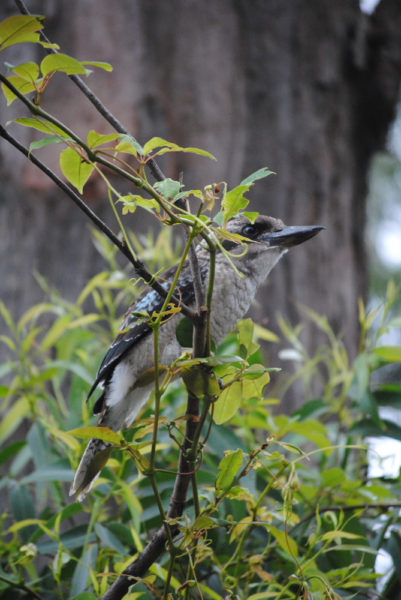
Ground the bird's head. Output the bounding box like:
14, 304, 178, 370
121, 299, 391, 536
221, 214, 324, 277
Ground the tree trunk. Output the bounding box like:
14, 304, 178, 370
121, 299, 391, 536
1, 0, 401, 406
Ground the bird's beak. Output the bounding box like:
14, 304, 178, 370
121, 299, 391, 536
262, 225, 325, 248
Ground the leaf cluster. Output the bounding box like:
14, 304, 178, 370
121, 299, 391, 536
0, 242, 401, 598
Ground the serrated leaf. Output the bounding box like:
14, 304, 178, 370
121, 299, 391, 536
67, 426, 122, 445
59, 147, 94, 193
216, 448, 243, 490
240, 167, 274, 186
41, 53, 86, 78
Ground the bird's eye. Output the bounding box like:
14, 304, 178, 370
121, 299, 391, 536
242, 224, 256, 238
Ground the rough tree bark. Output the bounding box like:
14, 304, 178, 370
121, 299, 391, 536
1, 0, 401, 407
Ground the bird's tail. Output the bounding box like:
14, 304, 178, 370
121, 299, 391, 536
69, 438, 112, 501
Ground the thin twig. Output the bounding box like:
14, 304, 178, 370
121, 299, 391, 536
0, 126, 195, 319
14, 0, 165, 182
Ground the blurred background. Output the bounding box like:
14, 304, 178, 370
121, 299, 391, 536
0, 0, 400, 395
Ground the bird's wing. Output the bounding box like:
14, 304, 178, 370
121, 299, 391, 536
87, 261, 208, 401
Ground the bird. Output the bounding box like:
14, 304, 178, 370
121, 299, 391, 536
69, 214, 323, 500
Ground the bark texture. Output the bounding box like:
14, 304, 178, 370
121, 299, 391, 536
1, 0, 401, 386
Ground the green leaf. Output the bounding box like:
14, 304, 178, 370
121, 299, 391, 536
12, 61, 40, 82
237, 318, 259, 356
222, 184, 250, 222
241, 211, 259, 223
176, 317, 193, 347
87, 130, 119, 148
70, 544, 98, 599
0, 397, 30, 444
9, 484, 36, 542
81, 60, 113, 72
216, 448, 243, 490
40, 53, 87, 78
153, 178, 182, 199
373, 346, 401, 363
67, 426, 122, 445
213, 381, 242, 424
40, 314, 71, 349
29, 136, 62, 152
21, 467, 74, 484
268, 526, 298, 557
240, 167, 274, 186
321, 530, 363, 542
1, 75, 36, 105
0, 15, 44, 51
115, 134, 143, 156
119, 194, 160, 215
59, 147, 94, 193
94, 523, 126, 554
0, 440, 26, 465
142, 136, 215, 160
13, 117, 67, 138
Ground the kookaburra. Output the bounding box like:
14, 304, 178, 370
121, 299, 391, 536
70, 215, 323, 500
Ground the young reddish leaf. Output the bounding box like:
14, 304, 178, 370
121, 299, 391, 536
216, 448, 243, 490
40, 53, 87, 78
67, 426, 122, 445
59, 147, 94, 193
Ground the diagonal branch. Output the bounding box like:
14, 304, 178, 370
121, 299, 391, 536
14, 0, 165, 183
0, 125, 195, 320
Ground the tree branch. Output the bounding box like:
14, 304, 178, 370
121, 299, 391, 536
0, 125, 195, 319
14, 0, 165, 183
